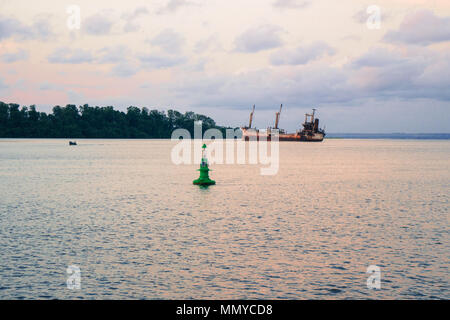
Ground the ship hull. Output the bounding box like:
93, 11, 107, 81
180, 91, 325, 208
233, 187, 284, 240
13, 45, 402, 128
241, 129, 324, 142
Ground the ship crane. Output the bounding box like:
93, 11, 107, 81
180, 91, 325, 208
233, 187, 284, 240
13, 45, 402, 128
248, 105, 255, 128
275, 104, 283, 129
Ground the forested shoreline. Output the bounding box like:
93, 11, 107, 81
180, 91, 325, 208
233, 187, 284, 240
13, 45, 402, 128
0, 101, 228, 138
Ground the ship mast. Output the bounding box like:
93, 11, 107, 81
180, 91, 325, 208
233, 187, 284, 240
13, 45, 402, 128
248, 105, 255, 128
275, 104, 283, 129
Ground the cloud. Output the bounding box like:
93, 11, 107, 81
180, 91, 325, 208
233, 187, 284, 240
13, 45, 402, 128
150, 29, 185, 53
354, 60, 425, 94
270, 42, 336, 65
0, 78, 8, 91
48, 47, 94, 64
169, 66, 352, 109
350, 47, 406, 68
39, 81, 62, 91
0, 14, 54, 41
168, 45, 450, 111
0, 16, 27, 40
346, 47, 444, 99
353, 8, 370, 24
47, 43, 186, 70
234, 25, 284, 53
384, 10, 450, 45
341, 35, 362, 42
139, 54, 186, 69
157, 0, 194, 14
1, 49, 29, 63
343, 48, 430, 96
122, 7, 150, 32
111, 62, 140, 77
273, 0, 311, 9
192, 58, 207, 72
183, 57, 208, 72
84, 12, 115, 35
48, 46, 133, 67
412, 53, 450, 100
97, 45, 130, 64
67, 90, 85, 104
82, 8, 149, 35
32, 14, 54, 40
195, 34, 223, 53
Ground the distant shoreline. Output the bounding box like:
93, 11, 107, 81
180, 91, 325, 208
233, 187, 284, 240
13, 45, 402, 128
326, 133, 450, 140
1, 134, 449, 141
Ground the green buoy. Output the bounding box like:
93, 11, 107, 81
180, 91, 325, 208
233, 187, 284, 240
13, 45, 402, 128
193, 144, 216, 186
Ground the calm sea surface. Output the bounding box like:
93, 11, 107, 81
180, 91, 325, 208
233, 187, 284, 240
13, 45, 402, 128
0, 139, 448, 300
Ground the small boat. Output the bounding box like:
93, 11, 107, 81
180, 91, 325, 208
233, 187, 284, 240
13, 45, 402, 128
69, 141, 77, 146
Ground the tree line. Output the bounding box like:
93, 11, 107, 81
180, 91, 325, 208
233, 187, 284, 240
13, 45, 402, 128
0, 102, 229, 138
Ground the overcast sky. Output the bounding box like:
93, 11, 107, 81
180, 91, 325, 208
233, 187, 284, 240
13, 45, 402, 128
0, 0, 449, 132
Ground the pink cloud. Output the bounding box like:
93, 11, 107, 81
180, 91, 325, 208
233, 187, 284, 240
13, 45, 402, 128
384, 10, 450, 45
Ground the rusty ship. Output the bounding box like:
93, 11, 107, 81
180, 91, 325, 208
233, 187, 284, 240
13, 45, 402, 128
241, 105, 326, 142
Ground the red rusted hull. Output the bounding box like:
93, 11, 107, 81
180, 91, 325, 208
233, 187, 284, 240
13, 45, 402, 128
241, 129, 324, 142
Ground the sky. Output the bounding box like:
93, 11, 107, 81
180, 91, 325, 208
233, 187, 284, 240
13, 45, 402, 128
0, 0, 449, 133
